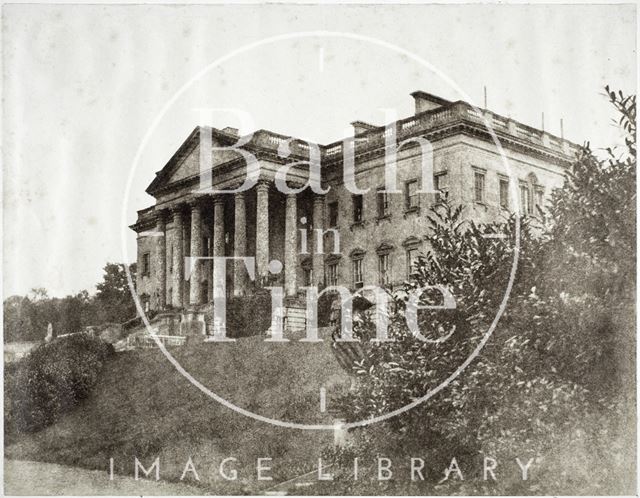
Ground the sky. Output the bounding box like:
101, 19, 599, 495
2, 3, 636, 298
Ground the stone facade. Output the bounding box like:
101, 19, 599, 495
130, 91, 578, 335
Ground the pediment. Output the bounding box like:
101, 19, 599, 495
146, 127, 246, 196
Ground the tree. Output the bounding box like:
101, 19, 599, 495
94, 263, 137, 324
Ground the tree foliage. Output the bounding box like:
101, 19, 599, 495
329, 88, 636, 494
4, 263, 137, 342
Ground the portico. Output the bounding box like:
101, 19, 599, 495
148, 180, 324, 313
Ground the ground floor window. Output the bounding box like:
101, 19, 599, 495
378, 253, 390, 285
326, 263, 338, 287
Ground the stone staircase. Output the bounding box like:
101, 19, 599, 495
284, 304, 307, 334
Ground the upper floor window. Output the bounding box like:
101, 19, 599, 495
142, 252, 151, 277
499, 178, 510, 209
474, 170, 486, 204
328, 201, 339, 227
352, 195, 364, 223
377, 187, 390, 218
405, 179, 419, 210
434, 172, 448, 203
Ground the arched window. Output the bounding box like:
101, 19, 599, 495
520, 173, 544, 216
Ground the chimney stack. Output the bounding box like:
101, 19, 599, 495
410, 91, 451, 115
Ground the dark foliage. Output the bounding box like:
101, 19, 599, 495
4, 334, 115, 436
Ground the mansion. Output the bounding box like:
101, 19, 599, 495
131, 91, 578, 332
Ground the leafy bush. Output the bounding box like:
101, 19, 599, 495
225, 291, 272, 338
4, 334, 114, 436
325, 89, 636, 494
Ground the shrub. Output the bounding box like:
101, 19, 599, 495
225, 291, 272, 338
4, 333, 114, 436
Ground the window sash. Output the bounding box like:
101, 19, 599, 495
499, 179, 509, 209
327, 264, 338, 286
353, 195, 363, 222
474, 172, 485, 203
377, 190, 389, 217
378, 254, 389, 285
406, 180, 419, 209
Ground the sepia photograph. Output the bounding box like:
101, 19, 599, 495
2, 2, 637, 495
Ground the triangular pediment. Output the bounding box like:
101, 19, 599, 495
146, 127, 246, 196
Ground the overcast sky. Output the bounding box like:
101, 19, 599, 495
3, 3, 636, 298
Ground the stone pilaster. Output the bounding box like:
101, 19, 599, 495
312, 195, 325, 288
233, 191, 247, 296
156, 210, 167, 309
284, 193, 297, 296
256, 181, 270, 279
189, 199, 203, 306
171, 206, 184, 309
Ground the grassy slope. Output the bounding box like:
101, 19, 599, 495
6, 335, 351, 494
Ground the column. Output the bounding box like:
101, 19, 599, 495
171, 206, 184, 308
233, 191, 247, 296
212, 196, 225, 261
189, 199, 203, 306
255, 181, 270, 280
156, 210, 167, 309
284, 193, 297, 296
312, 195, 324, 288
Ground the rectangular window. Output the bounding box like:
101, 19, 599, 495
378, 253, 390, 285
406, 248, 418, 277
434, 172, 448, 202
328, 202, 339, 228
474, 171, 485, 203
202, 236, 211, 257
142, 252, 151, 276
326, 263, 338, 287
377, 187, 390, 218
499, 178, 509, 209
406, 179, 419, 210
353, 259, 364, 289
168, 245, 173, 273
520, 185, 532, 214
353, 195, 363, 223
303, 267, 313, 287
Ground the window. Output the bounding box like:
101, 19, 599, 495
520, 184, 532, 215
499, 178, 510, 209
377, 187, 390, 218
328, 202, 339, 228
143, 297, 150, 312
352, 195, 363, 223
353, 259, 364, 289
142, 252, 151, 276
406, 248, 418, 277
534, 188, 544, 213
202, 236, 211, 257
434, 172, 448, 203
326, 263, 338, 287
378, 253, 390, 285
168, 245, 173, 273
201, 280, 209, 302
474, 171, 485, 203
303, 267, 313, 287
405, 179, 419, 210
